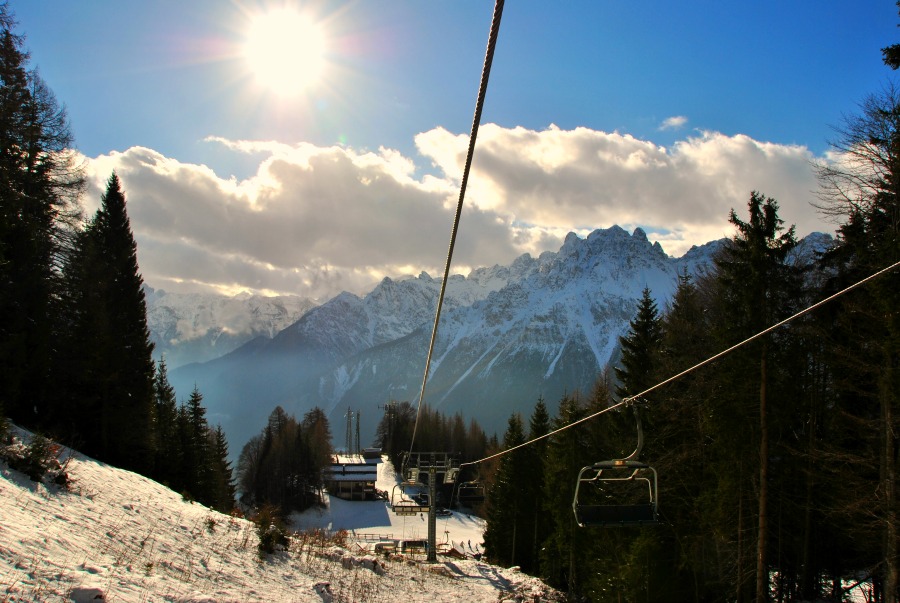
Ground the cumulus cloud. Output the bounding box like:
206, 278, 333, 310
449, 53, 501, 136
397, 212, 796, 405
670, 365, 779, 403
82, 125, 833, 300
659, 115, 688, 130
416, 124, 825, 254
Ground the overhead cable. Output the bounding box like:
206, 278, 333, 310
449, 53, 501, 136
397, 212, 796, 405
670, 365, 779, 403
407, 0, 505, 457
458, 257, 900, 470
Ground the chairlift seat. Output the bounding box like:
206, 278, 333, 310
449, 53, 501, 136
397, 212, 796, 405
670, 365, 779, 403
456, 481, 486, 506
390, 483, 430, 515
574, 503, 658, 527
572, 458, 659, 528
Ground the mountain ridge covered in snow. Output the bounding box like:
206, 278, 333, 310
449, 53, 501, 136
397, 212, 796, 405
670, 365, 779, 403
145, 288, 318, 368
165, 227, 831, 455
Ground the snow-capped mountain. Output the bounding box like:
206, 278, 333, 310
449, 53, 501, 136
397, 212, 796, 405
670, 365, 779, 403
145, 288, 317, 368
169, 226, 748, 454
310, 227, 724, 440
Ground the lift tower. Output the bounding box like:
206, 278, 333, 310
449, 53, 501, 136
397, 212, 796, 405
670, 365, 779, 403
390, 452, 459, 562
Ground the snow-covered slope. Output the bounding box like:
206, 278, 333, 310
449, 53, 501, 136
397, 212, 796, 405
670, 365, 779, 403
0, 427, 560, 602
145, 288, 317, 368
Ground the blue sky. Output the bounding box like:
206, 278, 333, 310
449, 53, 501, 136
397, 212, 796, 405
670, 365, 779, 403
13, 1, 900, 299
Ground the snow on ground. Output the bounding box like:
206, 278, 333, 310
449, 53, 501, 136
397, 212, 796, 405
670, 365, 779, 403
291, 455, 487, 557
1, 430, 561, 602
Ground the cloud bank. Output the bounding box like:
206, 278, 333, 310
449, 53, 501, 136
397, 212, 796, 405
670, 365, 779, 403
82, 124, 830, 300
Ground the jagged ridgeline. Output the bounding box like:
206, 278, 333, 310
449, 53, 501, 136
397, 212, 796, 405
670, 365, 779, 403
164, 226, 831, 454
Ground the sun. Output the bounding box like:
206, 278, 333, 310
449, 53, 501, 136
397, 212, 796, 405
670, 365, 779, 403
243, 9, 327, 96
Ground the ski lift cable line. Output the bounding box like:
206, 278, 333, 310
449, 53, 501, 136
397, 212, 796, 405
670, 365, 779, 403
407, 0, 505, 457
457, 257, 900, 471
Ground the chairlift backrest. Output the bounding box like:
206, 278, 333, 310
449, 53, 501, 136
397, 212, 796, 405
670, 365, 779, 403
456, 480, 486, 506
390, 482, 430, 515
572, 460, 659, 527
571, 403, 659, 527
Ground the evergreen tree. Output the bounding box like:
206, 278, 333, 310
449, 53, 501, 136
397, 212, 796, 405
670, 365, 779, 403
0, 9, 84, 427
483, 413, 527, 568
523, 398, 551, 575
615, 286, 662, 400
713, 192, 798, 603
208, 425, 236, 513
816, 83, 900, 602
649, 271, 720, 598
538, 390, 617, 600
61, 173, 155, 473
375, 400, 416, 471
184, 386, 211, 501
152, 357, 180, 487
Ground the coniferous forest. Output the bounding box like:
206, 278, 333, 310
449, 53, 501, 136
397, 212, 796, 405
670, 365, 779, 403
2, 2, 900, 602
479, 184, 899, 601
0, 7, 234, 512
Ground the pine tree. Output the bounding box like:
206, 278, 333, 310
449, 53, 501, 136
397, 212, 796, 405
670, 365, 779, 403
615, 286, 662, 401
208, 426, 236, 513
184, 386, 211, 502
816, 83, 900, 602
522, 398, 551, 575
714, 191, 798, 603
152, 357, 180, 487
538, 390, 620, 600
64, 174, 155, 473
0, 11, 84, 427
633, 270, 724, 600
483, 413, 527, 568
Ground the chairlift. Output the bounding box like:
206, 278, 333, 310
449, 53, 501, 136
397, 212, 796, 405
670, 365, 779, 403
456, 481, 486, 506
444, 466, 460, 485
390, 482, 430, 516
572, 402, 659, 527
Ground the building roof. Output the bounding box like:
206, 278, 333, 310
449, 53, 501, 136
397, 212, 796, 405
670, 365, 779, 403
324, 463, 377, 482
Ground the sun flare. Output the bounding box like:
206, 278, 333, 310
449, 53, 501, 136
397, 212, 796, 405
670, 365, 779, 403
243, 9, 327, 96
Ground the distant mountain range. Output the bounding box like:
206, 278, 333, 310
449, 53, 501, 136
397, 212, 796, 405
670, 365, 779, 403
145, 288, 317, 368
158, 227, 832, 456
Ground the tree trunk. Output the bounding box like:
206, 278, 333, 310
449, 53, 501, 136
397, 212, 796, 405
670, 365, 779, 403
882, 361, 897, 603
757, 349, 769, 603
738, 461, 744, 603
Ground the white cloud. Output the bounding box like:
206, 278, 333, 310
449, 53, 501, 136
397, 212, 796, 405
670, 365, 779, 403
659, 115, 688, 131
82, 125, 834, 300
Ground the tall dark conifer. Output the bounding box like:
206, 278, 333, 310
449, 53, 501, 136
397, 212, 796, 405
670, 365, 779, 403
483, 413, 527, 568
714, 191, 798, 603
184, 386, 211, 501
615, 287, 662, 401
0, 9, 84, 426
62, 173, 154, 473
816, 83, 900, 602
152, 357, 180, 487
95, 174, 155, 472
524, 398, 550, 574
209, 425, 236, 513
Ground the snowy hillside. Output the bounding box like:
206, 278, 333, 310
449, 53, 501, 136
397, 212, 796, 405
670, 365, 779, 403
0, 427, 560, 602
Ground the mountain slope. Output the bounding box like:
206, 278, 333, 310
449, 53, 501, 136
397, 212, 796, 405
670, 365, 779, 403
145, 288, 317, 368
0, 426, 560, 602
313, 227, 723, 439
171, 226, 733, 452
